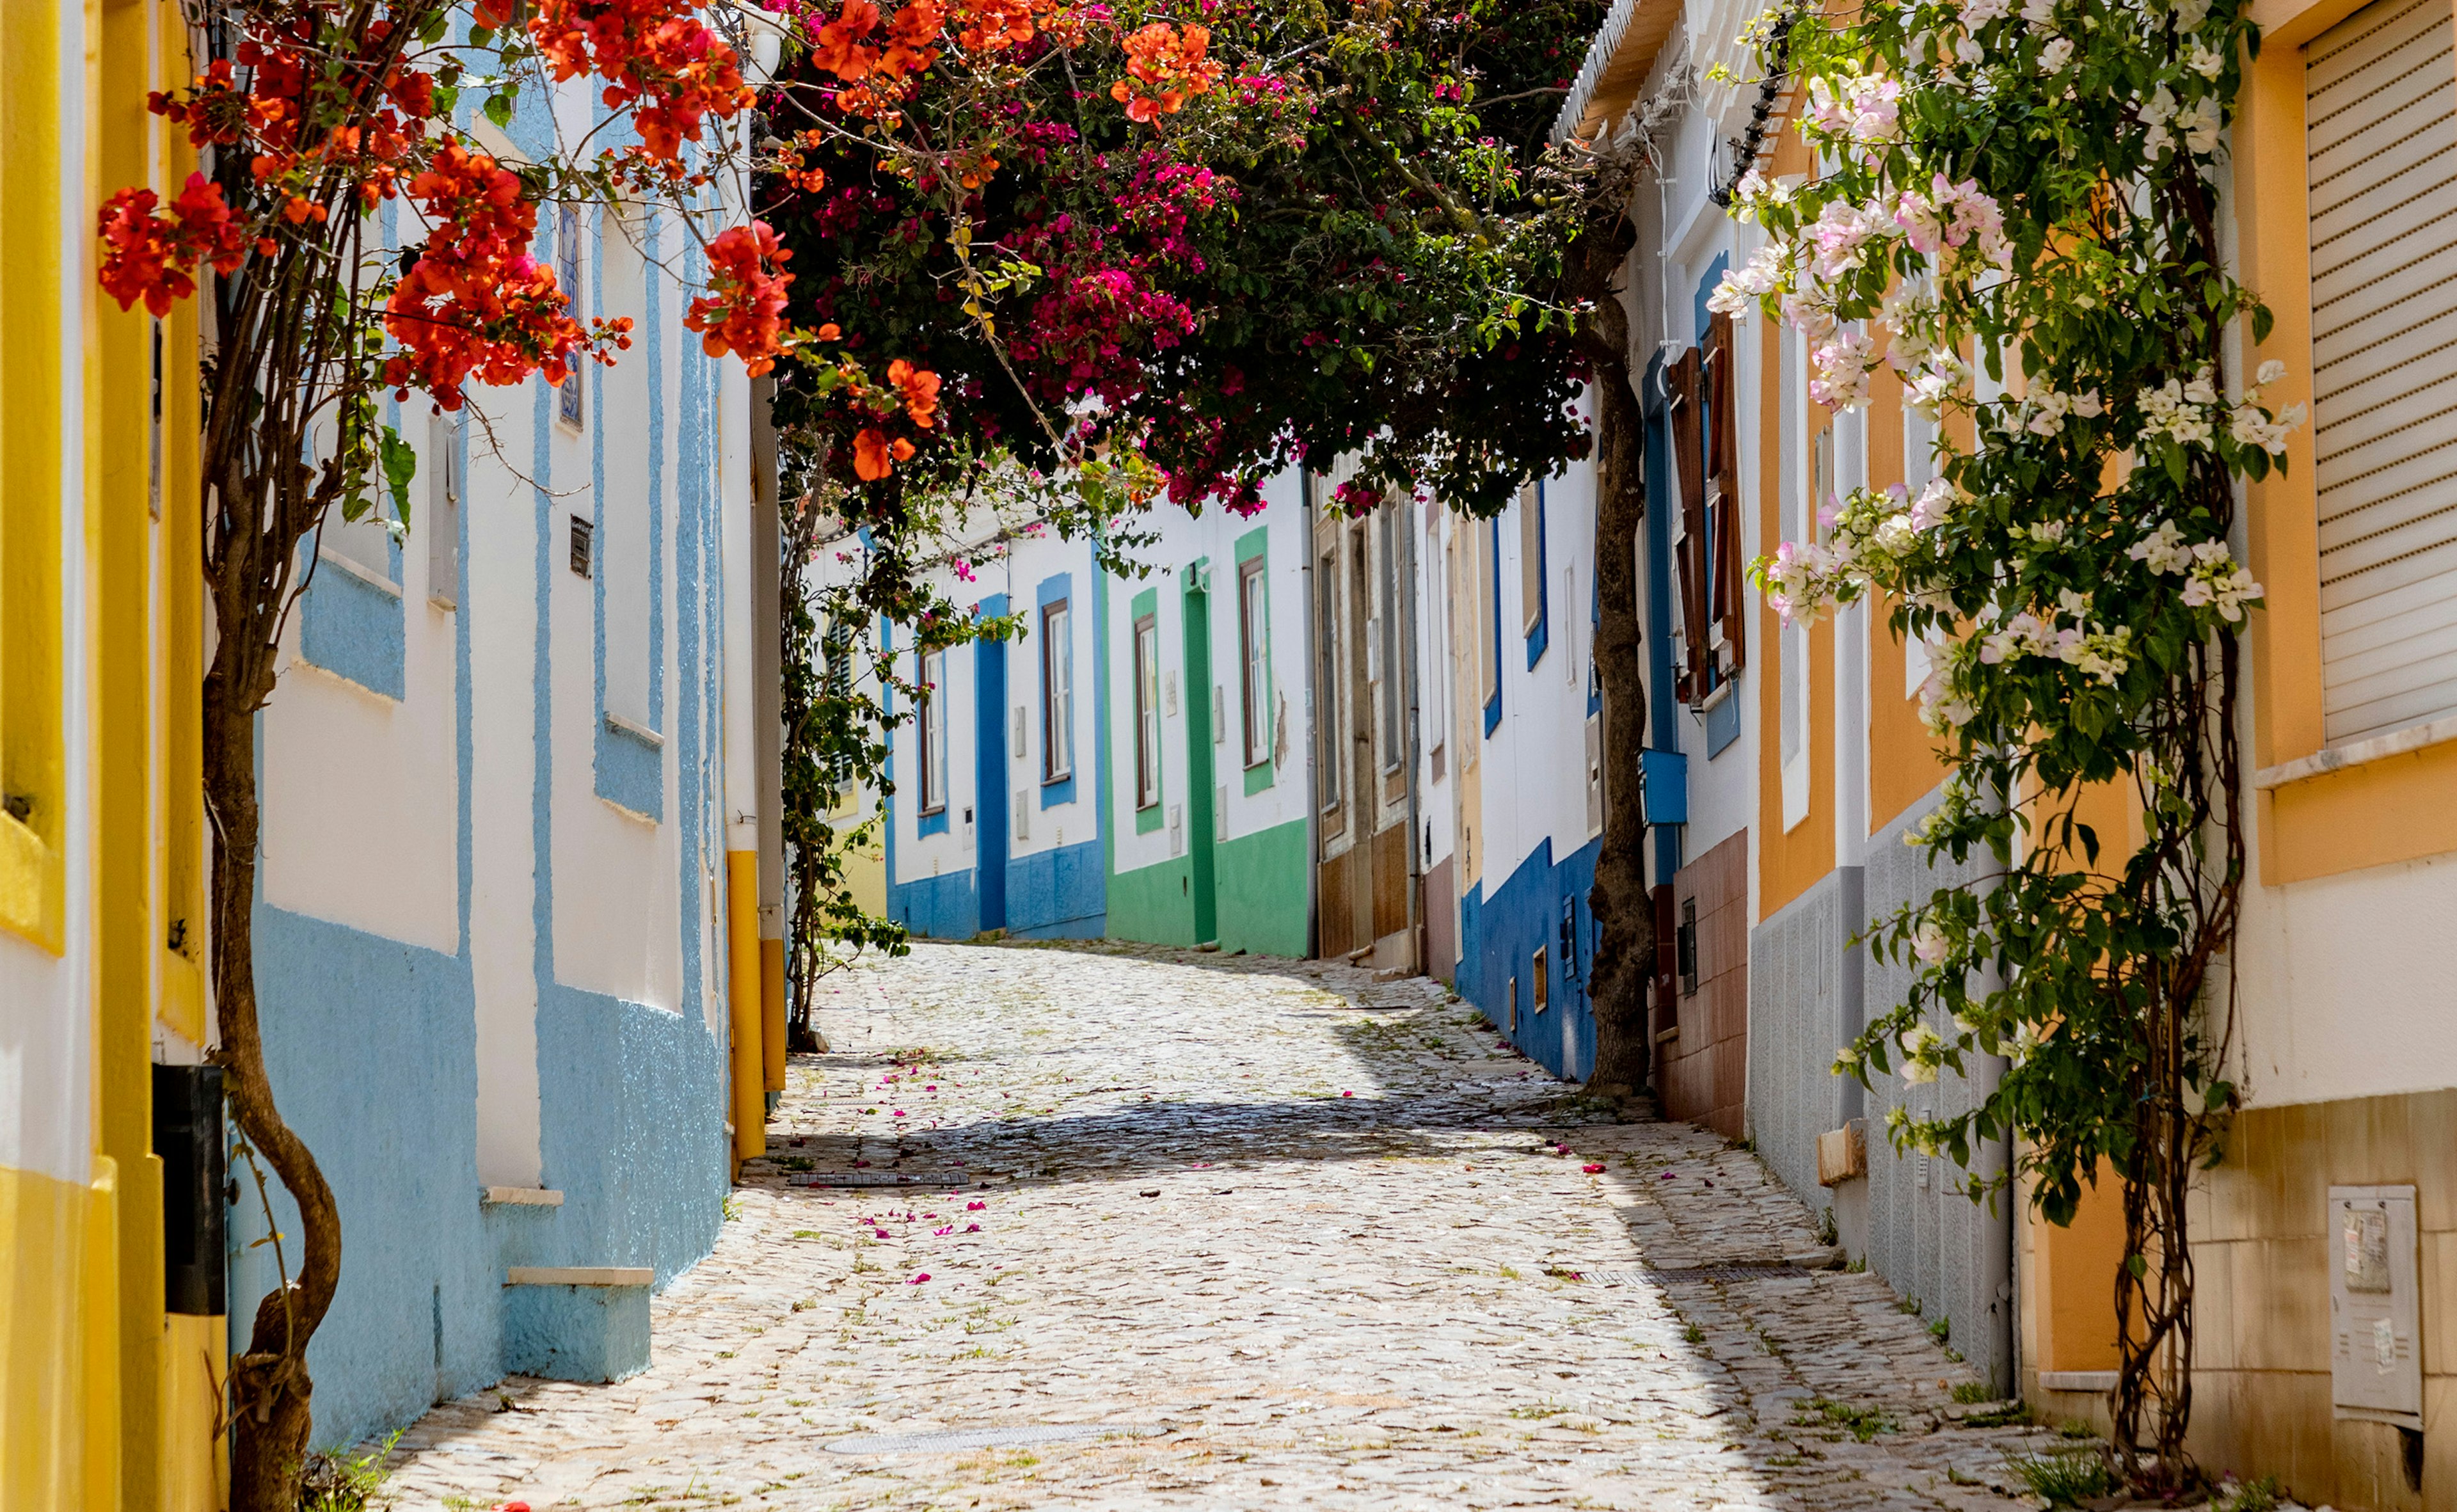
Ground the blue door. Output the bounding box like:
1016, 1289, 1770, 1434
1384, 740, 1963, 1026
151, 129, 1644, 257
975, 610, 1008, 933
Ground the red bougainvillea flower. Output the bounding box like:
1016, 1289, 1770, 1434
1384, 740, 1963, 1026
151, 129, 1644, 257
684, 221, 796, 376
98, 172, 250, 317
1109, 22, 1223, 123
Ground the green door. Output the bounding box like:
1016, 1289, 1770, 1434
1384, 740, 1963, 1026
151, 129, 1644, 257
1184, 569, 1218, 944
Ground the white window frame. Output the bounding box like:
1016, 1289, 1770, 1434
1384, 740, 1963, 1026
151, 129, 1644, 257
1238, 557, 1269, 768
1133, 614, 1161, 811
1042, 599, 1073, 783
918, 648, 948, 816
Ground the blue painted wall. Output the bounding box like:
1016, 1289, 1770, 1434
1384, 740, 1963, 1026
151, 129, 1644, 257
232, 177, 729, 1451
1458, 836, 1603, 1081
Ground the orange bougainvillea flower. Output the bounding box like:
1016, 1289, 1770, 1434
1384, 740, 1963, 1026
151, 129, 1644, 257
1109, 22, 1223, 123
683, 221, 796, 376
528, 0, 756, 161
811, 0, 885, 79
854, 427, 895, 480
886, 358, 941, 427
98, 171, 250, 318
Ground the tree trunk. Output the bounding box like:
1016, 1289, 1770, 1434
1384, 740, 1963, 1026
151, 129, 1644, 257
1581, 285, 1655, 1098
207, 600, 342, 1512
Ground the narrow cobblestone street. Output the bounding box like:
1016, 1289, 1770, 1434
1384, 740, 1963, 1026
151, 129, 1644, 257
383, 943, 2071, 1510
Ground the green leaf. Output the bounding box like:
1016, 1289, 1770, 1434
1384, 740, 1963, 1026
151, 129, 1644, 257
2124, 1252, 2148, 1278
380, 426, 419, 532
485, 92, 516, 131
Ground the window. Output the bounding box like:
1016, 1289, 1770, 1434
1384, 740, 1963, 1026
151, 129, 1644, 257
1239, 557, 1269, 768
1426, 514, 1449, 777
2305, 0, 2457, 744
1376, 509, 1402, 772
427, 411, 462, 609
1520, 482, 1549, 666
1481, 517, 1502, 722
557, 202, 585, 428
918, 648, 948, 815
1531, 946, 1549, 1014
1040, 598, 1072, 783
1316, 546, 1340, 813
1672, 310, 1747, 706
1677, 898, 1699, 997
1133, 614, 1161, 809
568, 514, 593, 577
1780, 324, 1810, 831
1904, 400, 1939, 696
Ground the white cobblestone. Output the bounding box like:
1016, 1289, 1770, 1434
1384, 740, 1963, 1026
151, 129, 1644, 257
379, 941, 2066, 1509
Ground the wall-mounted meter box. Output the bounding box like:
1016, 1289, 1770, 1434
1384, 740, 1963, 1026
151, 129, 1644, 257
2328, 1184, 2422, 1429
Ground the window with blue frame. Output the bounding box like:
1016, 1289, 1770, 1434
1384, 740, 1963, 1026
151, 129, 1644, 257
557, 201, 584, 429
1040, 596, 1072, 784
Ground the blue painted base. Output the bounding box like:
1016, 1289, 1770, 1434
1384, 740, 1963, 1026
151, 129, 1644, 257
502, 1284, 650, 1382
235, 902, 726, 1449
891, 867, 979, 939
1458, 836, 1602, 1083
890, 836, 1106, 941
1005, 837, 1104, 939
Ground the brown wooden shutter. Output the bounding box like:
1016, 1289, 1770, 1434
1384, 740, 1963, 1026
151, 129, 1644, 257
1705, 311, 1746, 675
1668, 347, 1708, 703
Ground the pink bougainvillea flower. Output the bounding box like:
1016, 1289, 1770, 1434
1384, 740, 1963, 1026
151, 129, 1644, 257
1582, 1163, 1606, 1175
967, 1200, 986, 1211
1340, 1090, 1354, 1098
909, 1273, 930, 1284
934, 1225, 954, 1236
965, 1223, 980, 1232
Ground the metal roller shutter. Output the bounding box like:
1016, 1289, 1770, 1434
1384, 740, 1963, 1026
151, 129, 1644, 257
2307, 0, 2457, 744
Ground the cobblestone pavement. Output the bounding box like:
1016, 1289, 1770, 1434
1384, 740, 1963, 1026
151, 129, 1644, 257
383, 942, 2075, 1510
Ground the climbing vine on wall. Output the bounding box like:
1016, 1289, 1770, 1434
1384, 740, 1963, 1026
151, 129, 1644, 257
1719, 0, 2298, 1488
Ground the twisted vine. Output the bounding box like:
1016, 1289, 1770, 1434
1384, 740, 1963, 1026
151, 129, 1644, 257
1719, 0, 2294, 1486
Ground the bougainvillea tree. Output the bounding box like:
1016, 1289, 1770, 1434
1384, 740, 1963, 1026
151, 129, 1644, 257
100, 3, 802, 1503
1717, 0, 2299, 1485
744, 0, 1685, 1053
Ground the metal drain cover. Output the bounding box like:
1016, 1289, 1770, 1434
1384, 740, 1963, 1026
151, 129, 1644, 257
824, 1423, 1167, 1455
787, 1172, 972, 1188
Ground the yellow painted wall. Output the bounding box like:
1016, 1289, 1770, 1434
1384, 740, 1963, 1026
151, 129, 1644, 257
3, 0, 220, 1503
727, 850, 766, 1160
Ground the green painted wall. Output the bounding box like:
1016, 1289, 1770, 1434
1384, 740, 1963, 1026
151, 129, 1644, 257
1106, 815, 1307, 957
1215, 816, 1309, 958
1106, 851, 1193, 946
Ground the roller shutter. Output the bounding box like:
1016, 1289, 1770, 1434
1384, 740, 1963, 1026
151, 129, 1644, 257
2307, 0, 2457, 743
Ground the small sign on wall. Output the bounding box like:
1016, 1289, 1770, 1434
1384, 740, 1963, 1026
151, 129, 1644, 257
2328, 1184, 2422, 1429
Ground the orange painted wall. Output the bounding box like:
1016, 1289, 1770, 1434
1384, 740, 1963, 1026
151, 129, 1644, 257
2232, 0, 2457, 884
1864, 367, 1954, 834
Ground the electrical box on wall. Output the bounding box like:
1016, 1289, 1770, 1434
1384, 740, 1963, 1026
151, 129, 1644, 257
2328, 1184, 2422, 1428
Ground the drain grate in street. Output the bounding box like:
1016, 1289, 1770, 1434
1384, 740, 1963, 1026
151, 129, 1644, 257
824, 1423, 1167, 1455
788, 1172, 973, 1188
